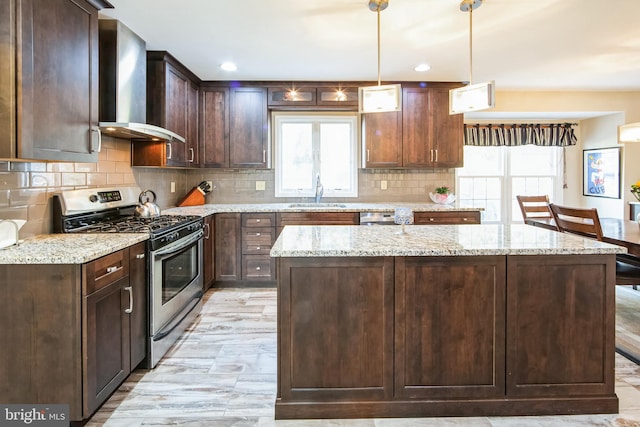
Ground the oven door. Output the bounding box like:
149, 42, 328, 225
150, 229, 204, 337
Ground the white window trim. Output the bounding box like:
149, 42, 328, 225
273, 112, 358, 198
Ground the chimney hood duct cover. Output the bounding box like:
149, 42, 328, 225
98, 20, 185, 143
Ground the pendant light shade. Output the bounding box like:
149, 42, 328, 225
449, 0, 495, 115
359, 0, 401, 114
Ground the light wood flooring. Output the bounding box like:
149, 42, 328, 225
87, 287, 640, 427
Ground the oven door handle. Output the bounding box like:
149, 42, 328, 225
153, 229, 203, 259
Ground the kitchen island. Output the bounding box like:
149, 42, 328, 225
270, 224, 624, 419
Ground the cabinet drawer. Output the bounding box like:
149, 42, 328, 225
277, 212, 359, 226
242, 213, 276, 228
414, 211, 481, 225
242, 255, 274, 280
84, 249, 130, 294
242, 227, 274, 254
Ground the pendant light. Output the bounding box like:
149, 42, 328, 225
358, 0, 401, 114
449, 0, 495, 115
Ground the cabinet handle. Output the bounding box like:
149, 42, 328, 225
434, 149, 438, 162
462, 217, 468, 221
91, 127, 102, 153
256, 266, 261, 271
263, 150, 266, 163
136, 253, 145, 259
429, 218, 434, 222
367, 149, 370, 162
189, 148, 194, 162
429, 149, 433, 162
204, 223, 211, 239
106, 266, 120, 274
256, 247, 261, 250
166, 142, 172, 160
124, 286, 133, 314
256, 219, 261, 223
256, 232, 261, 236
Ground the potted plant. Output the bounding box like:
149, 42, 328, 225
430, 186, 456, 204
631, 181, 640, 202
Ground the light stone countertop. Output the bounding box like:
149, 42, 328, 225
270, 224, 627, 257
0, 233, 148, 264
163, 202, 482, 217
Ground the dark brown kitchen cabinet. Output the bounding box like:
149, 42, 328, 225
268, 86, 317, 106
241, 213, 276, 281
187, 80, 200, 166
402, 87, 463, 168
362, 111, 403, 168
215, 213, 242, 282
0, 243, 148, 423
142, 51, 200, 167
362, 85, 463, 169
200, 86, 230, 168
0, 0, 108, 161
229, 87, 268, 168
413, 211, 481, 225
267, 85, 358, 108
203, 215, 215, 289
394, 256, 505, 400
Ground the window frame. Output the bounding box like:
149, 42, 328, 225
273, 111, 359, 198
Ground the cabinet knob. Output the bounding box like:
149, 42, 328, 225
136, 253, 145, 259
256, 247, 261, 250
256, 266, 261, 271
256, 232, 261, 236
463, 218, 468, 221
256, 219, 261, 223
429, 218, 434, 222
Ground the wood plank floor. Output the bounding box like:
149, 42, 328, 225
87, 287, 640, 427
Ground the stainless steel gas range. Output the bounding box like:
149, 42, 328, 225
53, 186, 204, 368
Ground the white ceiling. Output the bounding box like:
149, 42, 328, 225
99, 0, 640, 119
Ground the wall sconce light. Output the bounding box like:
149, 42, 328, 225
449, 0, 495, 115
359, 0, 402, 114
619, 122, 640, 142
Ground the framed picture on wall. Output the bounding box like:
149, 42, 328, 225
583, 147, 621, 199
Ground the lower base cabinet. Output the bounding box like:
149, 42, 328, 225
0, 242, 147, 422
276, 254, 618, 419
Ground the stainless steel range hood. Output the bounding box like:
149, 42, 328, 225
98, 20, 185, 143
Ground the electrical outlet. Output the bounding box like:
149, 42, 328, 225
256, 181, 266, 191
170, 182, 176, 193
381, 180, 387, 190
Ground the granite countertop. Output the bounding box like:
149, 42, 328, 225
164, 202, 482, 217
0, 233, 148, 264
270, 224, 627, 257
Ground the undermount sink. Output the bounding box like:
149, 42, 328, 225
288, 203, 347, 208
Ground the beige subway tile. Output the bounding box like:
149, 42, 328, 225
98, 160, 117, 173
107, 174, 125, 185
47, 162, 75, 173
61, 173, 87, 186
106, 146, 131, 162
9, 188, 47, 206
87, 173, 108, 186
74, 162, 97, 172
0, 172, 30, 188
30, 172, 61, 188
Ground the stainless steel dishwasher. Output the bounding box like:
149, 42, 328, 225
359, 212, 398, 225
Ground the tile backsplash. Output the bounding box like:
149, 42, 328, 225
1, 136, 454, 238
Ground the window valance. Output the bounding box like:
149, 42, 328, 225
464, 123, 578, 147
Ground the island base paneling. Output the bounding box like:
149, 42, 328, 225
275, 254, 618, 419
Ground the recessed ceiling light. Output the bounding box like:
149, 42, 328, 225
220, 62, 237, 72
414, 64, 431, 72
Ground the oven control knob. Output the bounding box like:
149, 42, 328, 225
89, 194, 99, 203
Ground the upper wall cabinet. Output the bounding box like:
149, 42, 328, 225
229, 87, 268, 168
1, 0, 109, 162
267, 85, 358, 109
139, 51, 200, 168
200, 86, 230, 168
362, 84, 464, 169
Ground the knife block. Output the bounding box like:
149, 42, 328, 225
177, 187, 205, 207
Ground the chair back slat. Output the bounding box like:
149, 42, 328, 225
548, 204, 604, 241
516, 195, 552, 220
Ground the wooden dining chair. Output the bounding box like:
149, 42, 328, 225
516, 195, 552, 222
548, 203, 640, 288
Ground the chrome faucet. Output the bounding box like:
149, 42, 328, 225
315, 173, 324, 203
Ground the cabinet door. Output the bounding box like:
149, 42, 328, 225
430, 87, 463, 168
84, 275, 130, 416
0, 0, 16, 158
128, 242, 147, 370
229, 87, 268, 168
17, 0, 100, 161
203, 215, 215, 289
268, 86, 316, 106
402, 87, 432, 168
394, 256, 506, 399
200, 87, 229, 168
163, 62, 188, 166
362, 111, 402, 168
186, 80, 199, 167
214, 213, 241, 281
